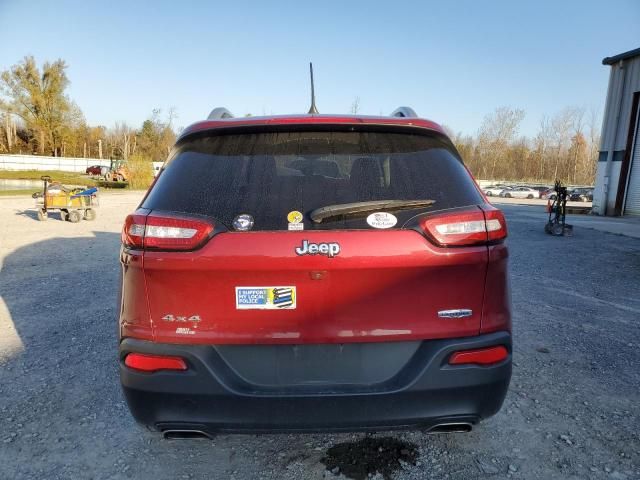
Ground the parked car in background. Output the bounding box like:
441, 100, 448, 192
500, 186, 540, 199
569, 188, 594, 202
529, 186, 551, 194
540, 188, 556, 200
484, 185, 510, 196
118, 107, 512, 436
86, 165, 107, 176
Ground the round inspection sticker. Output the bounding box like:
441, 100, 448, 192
287, 210, 303, 224
366, 212, 397, 229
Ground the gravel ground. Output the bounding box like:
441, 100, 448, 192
0, 193, 638, 480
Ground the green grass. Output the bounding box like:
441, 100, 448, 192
0, 169, 94, 186
0, 188, 38, 196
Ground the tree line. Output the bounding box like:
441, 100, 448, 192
0, 56, 176, 162
1, 57, 599, 185
446, 106, 599, 185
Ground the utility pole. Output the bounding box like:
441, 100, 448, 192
98, 139, 103, 159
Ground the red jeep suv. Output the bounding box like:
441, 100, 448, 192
119, 107, 511, 437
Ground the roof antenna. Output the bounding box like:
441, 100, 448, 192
308, 62, 319, 114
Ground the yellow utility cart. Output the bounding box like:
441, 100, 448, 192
35, 176, 99, 222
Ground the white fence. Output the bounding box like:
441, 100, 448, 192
0, 154, 110, 172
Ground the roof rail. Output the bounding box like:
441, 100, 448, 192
390, 107, 418, 118
207, 108, 234, 120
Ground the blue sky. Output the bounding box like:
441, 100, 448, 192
0, 0, 638, 136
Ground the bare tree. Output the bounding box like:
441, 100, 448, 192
547, 107, 585, 181
477, 107, 525, 179
107, 122, 136, 160
350, 97, 360, 114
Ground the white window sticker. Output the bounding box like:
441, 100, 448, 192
366, 212, 398, 229
236, 287, 296, 309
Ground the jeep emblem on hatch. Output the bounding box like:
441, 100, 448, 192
295, 240, 340, 257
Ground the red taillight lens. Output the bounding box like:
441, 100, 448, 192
122, 213, 147, 249
122, 212, 213, 251
449, 345, 509, 366
124, 353, 187, 372
420, 206, 507, 247
480, 205, 508, 242
144, 213, 213, 251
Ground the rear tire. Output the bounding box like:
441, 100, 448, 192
486, 191, 493, 197
60, 209, 69, 222
37, 209, 47, 221
552, 223, 564, 236
84, 208, 96, 221
505, 193, 511, 198
68, 210, 82, 223
527, 194, 533, 199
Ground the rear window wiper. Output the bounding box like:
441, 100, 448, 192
310, 199, 436, 224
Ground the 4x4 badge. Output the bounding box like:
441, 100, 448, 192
295, 240, 340, 257
162, 314, 201, 323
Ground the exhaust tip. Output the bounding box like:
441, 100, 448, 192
162, 429, 213, 440
427, 423, 473, 434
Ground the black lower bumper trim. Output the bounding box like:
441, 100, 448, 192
120, 332, 511, 434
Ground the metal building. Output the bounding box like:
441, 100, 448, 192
594, 47, 640, 216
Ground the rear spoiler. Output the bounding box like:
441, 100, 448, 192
206, 106, 419, 120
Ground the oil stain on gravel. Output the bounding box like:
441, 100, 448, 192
321, 437, 418, 479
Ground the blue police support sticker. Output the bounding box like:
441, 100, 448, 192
235, 287, 296, 310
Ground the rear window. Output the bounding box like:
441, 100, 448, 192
142, 130, 483, 230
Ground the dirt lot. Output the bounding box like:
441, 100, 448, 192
0, 192, 638, 480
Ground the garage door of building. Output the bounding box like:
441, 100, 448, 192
625, 111, 640, 215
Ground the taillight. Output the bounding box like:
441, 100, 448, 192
448, 345, 509, 366
480, 205, 508, 242
122, 212, 213, 251
419, 206, 507, 247
144, 213, 213, 250
122, 213, 147, 249
124, 353, 187, 372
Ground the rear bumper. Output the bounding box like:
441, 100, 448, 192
119, 332, 511, 434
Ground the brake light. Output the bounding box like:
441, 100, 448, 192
122, 212, 213, 251
420, 207, 507, 247
122, 213, 147, 249
124, 353, 187, 372
449, 345, 508, 366
480, 205, 508, 242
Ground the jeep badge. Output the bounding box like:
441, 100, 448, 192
295, 240, 340, 257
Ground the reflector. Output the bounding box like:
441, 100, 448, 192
124, 353, 187, 372
449, 345, 508, 366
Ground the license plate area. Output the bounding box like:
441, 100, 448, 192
215, 342, 420, 388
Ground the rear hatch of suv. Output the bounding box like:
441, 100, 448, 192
132, 127, 492, 345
